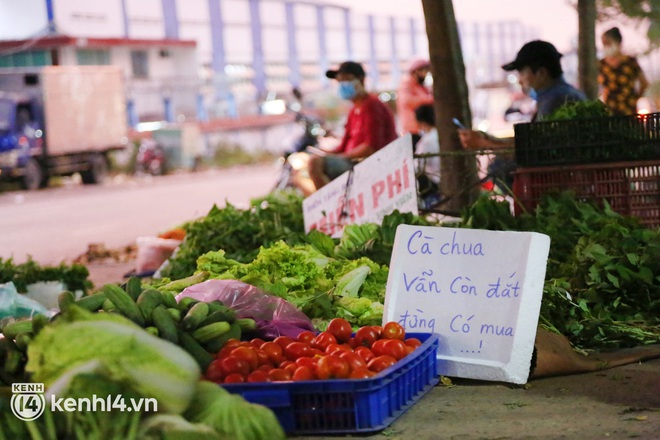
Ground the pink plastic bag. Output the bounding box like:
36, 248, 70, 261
175, 279, 316, 339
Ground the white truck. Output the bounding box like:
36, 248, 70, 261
0, 66, 128, 190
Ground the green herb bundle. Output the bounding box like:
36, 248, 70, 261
0, 257, 91, 293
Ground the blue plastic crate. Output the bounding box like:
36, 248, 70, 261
221, 332, 440, 435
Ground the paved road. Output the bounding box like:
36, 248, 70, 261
0, 164, 280, 265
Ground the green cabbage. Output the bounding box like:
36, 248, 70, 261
26, 307, 200, 414
184, 380, 286, 440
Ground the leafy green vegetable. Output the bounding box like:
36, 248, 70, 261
138, 414, 223, 440
197, 241, 389, 327
0, 257, 92, 293
452, 192, 660, 349
335, 265, 371, 297
161, 191, 306, 280
184, 380, 286, 440
334, 211, 432, 265
545, 100, 611, 121
26, 306, 201, 414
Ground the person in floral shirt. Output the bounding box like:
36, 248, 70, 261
598, 27, 649, 116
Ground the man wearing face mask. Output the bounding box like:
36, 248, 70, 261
458, 40, 585, 193
307, 61, 397, 191
459, 40, 586, 152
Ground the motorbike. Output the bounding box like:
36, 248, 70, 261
135, 138, 167, 176
272, 111, 331, 195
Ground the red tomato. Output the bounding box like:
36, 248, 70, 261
371, 326, 384, 338
205, 359, 225, 382
223, 339, 242, 350
404, 337, 422, 349
268, 368, 292, 382
310, 348, 325, 357
347, 337, 358, 349
257, 364, 275, 372
339, 351, 368, 372
274, 336, 295, 349
250, 338, 266, 349
219, 355, 251, 377
246, 370, 271, 383
406, 345, 415, 355
327, 318, 353, 343
283, 363, 298, 375
354, 326, 379, 348
292, 365, 316, 381
295, 357, 318, 369
261, 342, 284, 365
296, 331, 316, 344
370, 339, 389, 357
354, 346, 375, 363
367, 355, 397, 373
255, 349, 271, 366
383, 322, 406, 340
325, 343, 352, 356
349, 368, 376, 379
223, 373, 246, 384
383, 339, 408, 360
311, 332, 337, 351
284, 342, 312, 360
216, 345, 236, 359
230, 346, 260, 371
316, 355, 350, 379
279, 360, 294, 369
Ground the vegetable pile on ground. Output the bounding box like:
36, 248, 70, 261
0, 257, 91, 294
0, 294, 285, 440
458, 192, 660, 349
161, 191, 306, 280
158, 189, 659, 351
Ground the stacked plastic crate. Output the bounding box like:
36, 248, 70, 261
512, 112, 660, 228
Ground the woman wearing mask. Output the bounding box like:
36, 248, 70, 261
307, 61, 397, 191
599, 27, 649, 116
396, 58, 434, 148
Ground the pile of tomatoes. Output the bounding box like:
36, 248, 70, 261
205, 318, 422, 384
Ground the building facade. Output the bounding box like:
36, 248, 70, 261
0, 0, 538, 125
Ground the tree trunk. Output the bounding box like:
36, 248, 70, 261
421, 0, 479, 214
578, 0, 599, 99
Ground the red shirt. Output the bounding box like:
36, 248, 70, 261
338, 94, 397, 156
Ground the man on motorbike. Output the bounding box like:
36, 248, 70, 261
307, 61, 397, 191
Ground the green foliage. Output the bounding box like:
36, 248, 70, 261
455, 192, 660, 349
161, 190, 306, 279
0, 257, 92, 293
545, 100, 611, 121
196, 240, 389, 328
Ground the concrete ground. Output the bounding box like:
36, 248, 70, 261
86, 260, 660, 440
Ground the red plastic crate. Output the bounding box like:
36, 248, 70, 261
512, 160, 660, 228
221, 332, 439, 435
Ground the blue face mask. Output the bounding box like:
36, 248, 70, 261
338, 81, 357, 100
529, 88, 538, 100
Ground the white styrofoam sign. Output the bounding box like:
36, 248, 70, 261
384, 225, 550, 384
303, 135, 418, 237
